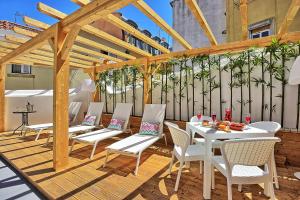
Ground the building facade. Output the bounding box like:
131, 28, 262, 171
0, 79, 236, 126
170, 0, 227, 51
171, 0, 300, 51
226, 0, 300, 42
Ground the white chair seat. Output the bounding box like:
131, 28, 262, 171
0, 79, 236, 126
193, 138, 222, 148
25, 123, 53, 130
175, 143, 205, 161
106, 133, 160, 155
72, 128, 122, 143
212, 156, 266, 178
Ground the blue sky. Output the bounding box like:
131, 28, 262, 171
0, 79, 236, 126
0, 0, 173, 44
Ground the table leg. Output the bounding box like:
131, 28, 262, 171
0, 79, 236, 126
203, 139, 212, 199
13, 124, 23, 135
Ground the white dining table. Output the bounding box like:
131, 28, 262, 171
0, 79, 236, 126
186, 122, 275, 199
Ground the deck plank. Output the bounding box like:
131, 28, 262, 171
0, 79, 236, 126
0, 131, 299, 200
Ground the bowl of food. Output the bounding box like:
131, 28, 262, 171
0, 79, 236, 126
229, 122, 245, 131
202, 120, 210, 126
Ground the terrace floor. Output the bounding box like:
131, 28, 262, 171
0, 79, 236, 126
0, 131, 299, 200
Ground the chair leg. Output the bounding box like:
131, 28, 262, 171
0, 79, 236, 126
238, 184, 242, 192
211, 166, 215, 190
90, 142, 98, 159
45, 134, 51, 145
174, 161, 184, 192
35, 129, 43, 141
227, 179, 233, 200
169, 151, 175, 174
199, 160, 202, 174
69, 140, 76, 154
23, 128, 28, 137
135, 152, 142, 176
164, 134, 168, 146
269, 180, 276, 200
103, 150, 110, 167
272, 154, 279, 189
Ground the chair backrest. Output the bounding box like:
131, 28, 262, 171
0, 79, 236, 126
221, 137, 280, 169
165, 121, 190, 155
141, 104, 166, 137
111, 103, 133, 131
248, 121, 281, 136
190, 115, 212, 122
69, 102, 82, 123
86, 102, 104, 125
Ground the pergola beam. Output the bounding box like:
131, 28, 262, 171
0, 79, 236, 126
38, 2, 151, 57
0, 64, 5, 132
91, 31, 300, 72
239, 0, 248, 40
72, 0, 170, 53
133, 0, 192, 50
0, 26, 55, 64
184, 0, 218, 45
277, 0, 300, 38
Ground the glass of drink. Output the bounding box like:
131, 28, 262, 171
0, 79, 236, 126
225, 107, 232, 122
245, 113, 251, 125
197, 113, 202, 121
211, 112, 217, 124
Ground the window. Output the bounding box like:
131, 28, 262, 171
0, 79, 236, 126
11, 64, 31, 74
249, 19, 273, 39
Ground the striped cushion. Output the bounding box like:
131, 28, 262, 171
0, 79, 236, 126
81, 115, 96, 126
139, 122, 160, 135
108, 118, 125, 130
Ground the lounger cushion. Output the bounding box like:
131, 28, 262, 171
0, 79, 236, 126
139, 122, 160, 136
82, 115, 97, 126
106, 134, 160, 155
108, 118, 125, 130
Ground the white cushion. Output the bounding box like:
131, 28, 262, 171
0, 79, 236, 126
212, 156, 266, 178
106, 133, 160, 155
72, 128, 123, 143
174, 143, 205, 161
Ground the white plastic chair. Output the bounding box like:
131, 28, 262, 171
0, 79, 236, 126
165, 121, 205, 191
104, 104, 166, 175
212, 137, 280, 200
248, 121, 281, 189
70, 103, 133, 159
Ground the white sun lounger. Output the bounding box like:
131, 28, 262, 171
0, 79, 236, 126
23, 102, 82, 141
45, 102, 104, 145
104, 104, 166, 175
70, 103, 133, 159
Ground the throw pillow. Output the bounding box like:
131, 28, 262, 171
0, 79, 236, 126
81, 115, 97, 126
108, 118, 125, 130
139, 121, 160, 135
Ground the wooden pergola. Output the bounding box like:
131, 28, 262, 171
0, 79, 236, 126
0, 0, 299, 175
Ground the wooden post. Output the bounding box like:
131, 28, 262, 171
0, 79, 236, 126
87, 64, 100, 102
240, 0, 248, 40
143, 59, 151, 105
52, 23, 80, 171
0, 64, 6, 132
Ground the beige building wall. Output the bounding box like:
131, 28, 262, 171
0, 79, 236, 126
5, 64, 89, 90
226, 0, 300, 42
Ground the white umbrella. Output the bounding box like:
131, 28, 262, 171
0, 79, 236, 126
79, 79, 96, 107
288, 56, 300, 180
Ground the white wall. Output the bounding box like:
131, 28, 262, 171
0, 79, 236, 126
4, 89, 89, 131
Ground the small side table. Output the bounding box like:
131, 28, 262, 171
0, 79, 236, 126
12, 111, 36, 135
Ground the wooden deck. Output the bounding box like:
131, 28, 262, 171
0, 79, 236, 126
0, 131, 299, 200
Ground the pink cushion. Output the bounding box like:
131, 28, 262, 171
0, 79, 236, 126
139, 122, 160, 135
81, 115, 96, 126
108, 118, 125, 130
